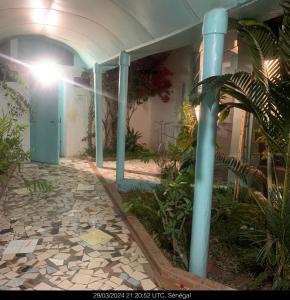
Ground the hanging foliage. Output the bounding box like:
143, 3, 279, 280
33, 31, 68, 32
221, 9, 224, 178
0, 60, 30, 119
103, 51, 173, 105
84, 51, 174, 153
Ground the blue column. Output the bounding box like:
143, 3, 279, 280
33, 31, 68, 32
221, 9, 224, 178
58, 80, 65, 157
116, 51, 130, 184
189, 8, 228, 277
94, 63, 103, 167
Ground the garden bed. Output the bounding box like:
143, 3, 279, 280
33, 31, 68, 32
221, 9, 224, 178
120, 190, 273, 290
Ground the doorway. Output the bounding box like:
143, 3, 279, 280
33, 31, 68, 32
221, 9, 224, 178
30, 80, 60, 164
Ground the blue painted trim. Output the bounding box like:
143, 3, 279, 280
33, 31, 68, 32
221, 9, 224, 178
117, 179, 160, 192
116, 51, 130, 184
189, 8, 228, 278
202, 8, 228, 35
94, 63, 103, 167
117, 179, 227, 195
58, 81, 65, 157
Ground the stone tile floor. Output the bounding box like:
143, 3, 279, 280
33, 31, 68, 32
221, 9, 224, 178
99, 159, 228, 186
0, 159, 159, 290
99, 160, 161, 184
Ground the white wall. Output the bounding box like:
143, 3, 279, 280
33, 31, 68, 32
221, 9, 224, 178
62, 67, 91, 157
130, 45, 195, 150
130, 100, 151, 148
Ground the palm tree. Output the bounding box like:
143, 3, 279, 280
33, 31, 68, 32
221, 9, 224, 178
192, 2, 290, 289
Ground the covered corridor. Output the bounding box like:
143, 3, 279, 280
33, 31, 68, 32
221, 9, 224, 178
0, 0, 286, 290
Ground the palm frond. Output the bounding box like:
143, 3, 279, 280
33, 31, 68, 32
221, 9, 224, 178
0, 114, 12, 137
24, 179, 53, 193
280, 1, 290, 78
216, 153, 267, 189
193, 72, 289, 154
237, 19, 279, 87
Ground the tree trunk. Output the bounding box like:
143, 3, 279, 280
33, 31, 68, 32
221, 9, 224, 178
103, 97, 111, 149
267, 150, 273, 202
87, 92, 94, 151
106, 98, 118, 149
126, 101, 137, 130
234, 111, 247, 201
282, 133, 290, 220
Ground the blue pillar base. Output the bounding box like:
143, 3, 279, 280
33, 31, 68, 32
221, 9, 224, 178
117, 179, 160, 192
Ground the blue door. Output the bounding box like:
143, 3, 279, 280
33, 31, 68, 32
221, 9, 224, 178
30, 81, 60, 164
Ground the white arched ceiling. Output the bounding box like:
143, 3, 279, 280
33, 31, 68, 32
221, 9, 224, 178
0, 0, 284, 67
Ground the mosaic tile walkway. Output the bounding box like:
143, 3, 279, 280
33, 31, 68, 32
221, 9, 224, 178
100, 160, 161, 184
0, 159, 158, 290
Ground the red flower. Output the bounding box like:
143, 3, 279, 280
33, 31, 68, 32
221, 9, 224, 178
161, 94, 170, 102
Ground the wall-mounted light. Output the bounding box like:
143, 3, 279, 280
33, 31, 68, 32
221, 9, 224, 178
31, 59, 60, 86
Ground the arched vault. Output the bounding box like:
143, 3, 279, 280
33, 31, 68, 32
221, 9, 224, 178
0, 0, 283, 67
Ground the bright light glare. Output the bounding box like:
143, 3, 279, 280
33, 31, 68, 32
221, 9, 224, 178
32, 9, 59, 26
32, 9, 46, 25
32, 60, 60, 85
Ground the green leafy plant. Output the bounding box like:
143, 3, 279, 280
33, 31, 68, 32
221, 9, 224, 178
138, 100, 198, 181
0, 61, 30, 180
0, 61, 52, 194
123, 167, 194, 269
175, 100, 198, 153
0, 60, 30, 119
125, 127, 144, 152
122, 191, 171, 252
23, 178, 53, 193
153, 168, 195, 268
215, 154, 268, 193
0, 114, 30, 178
83, 126, 145, 159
